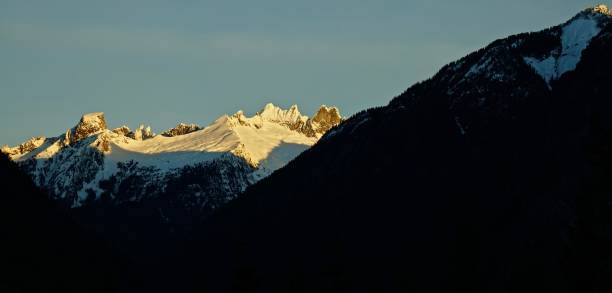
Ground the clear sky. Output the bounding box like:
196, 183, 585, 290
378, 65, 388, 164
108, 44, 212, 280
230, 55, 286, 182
0, 0, 601, 145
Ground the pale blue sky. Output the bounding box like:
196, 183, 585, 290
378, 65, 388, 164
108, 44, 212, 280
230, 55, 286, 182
0, 0, 599, 145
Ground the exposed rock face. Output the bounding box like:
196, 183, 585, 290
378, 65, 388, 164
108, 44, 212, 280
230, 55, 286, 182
1, 137, 46, 156
71, 112, 107, 144
0, 145, 11, 155
128, 125, 154, 141
257, 104, 307, 127
161, 123, 203, 137
592, 4, 611, 16
19, 137, 46, 153
112, 126, 131, 136
92, 132, 113, 153
62, 129, 71, 146
230, 111, 253, 127
301, 105, 343, 137
246, 103, 343, 137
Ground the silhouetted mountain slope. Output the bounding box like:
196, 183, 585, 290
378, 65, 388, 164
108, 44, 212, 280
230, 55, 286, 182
0, 153, 128, 292
186, 8, 612, 292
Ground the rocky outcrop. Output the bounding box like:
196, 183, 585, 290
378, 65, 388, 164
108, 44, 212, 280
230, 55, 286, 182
591, 4, 611, 16
257, 103, 308, 129
161, 123, 203, 137
112, 125, 131, 136
128, 125, 154, 141
1, 137, 46, 156
71, 112, 107, 144
301, 106, 343, 137
240, 103, 343, 137
230, 111, 254, 127
0, 145, 12, 155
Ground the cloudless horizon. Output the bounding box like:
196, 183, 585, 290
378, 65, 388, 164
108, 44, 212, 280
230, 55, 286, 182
0, 0, 602, 146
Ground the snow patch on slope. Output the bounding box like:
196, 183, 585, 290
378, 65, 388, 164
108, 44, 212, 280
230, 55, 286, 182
523, 15, 602, 86
114, 116, 240, 155
558, 17, 601, 74
233, 120, 316, 177
523, 56, 557, 85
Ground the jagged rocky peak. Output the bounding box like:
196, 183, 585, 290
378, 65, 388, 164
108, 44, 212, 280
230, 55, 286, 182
0, 145, 10, 154
312, 105, 342, 125
112, 125, 131, 136
589, 4, 612, 16
80, 112, 107, 129
70, 112, 107, 144
238, 103, 343, 136
129, 125, 154, 141
257, 103, 308, 125
161, 123, 203, 137
572, 4, 612, 24
230, 110, 253, 127
1, 136, 46, 156
232, 110, 247, 120
301, 105, 343, 138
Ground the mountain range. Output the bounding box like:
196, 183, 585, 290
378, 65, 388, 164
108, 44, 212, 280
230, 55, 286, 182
3, 5, 612, 293
3, 103, 341, 210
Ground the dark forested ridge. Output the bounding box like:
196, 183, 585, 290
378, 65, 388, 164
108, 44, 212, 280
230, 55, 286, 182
0, 153, 130, 292
182, 11, 612, 293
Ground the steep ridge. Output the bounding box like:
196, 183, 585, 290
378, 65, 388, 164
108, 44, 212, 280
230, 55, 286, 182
522, 6, 611, 86
4, 103, 342, 209
161, 123, 203, 137
186, 6, 612, 292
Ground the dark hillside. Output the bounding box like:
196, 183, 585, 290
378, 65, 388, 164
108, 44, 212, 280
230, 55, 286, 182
185, 14, 612, 293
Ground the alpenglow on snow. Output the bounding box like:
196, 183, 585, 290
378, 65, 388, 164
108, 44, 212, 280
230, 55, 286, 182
2, 104, 343, 209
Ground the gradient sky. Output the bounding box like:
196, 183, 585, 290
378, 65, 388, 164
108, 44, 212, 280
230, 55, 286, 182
0, 0, 601, 145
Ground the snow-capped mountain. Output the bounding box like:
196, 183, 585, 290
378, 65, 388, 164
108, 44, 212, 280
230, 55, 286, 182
2, 103, 342, 209
5, 5, 612, 292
